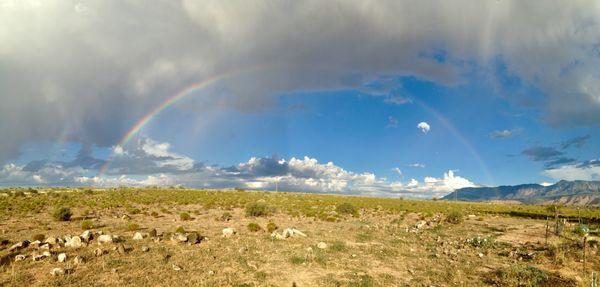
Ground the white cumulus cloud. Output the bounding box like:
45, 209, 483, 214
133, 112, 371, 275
417, 122, 430, 133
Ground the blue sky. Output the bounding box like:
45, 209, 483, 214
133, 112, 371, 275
0, 1, 599, 197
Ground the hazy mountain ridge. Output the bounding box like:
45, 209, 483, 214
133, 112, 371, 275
443, 180, 600, 205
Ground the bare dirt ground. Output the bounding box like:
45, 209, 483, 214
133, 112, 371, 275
0, 204, 598, 286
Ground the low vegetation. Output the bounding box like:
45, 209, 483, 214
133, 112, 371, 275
53, 207, 72, 221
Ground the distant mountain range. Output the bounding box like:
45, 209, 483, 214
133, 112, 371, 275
443, 180, 600, 205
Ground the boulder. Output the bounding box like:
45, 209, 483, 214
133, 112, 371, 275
51, 268, 65, 276
222, 228, 236, 238
171, 233, 188, 243
65, 236, 84, 249
97, 235, 114, 244
57, 253, 67, 263
282, 228, 294, 238
117, 244, 126, 254
40, 243, 51, 250
14, 254, 26, 261
141, 246, 150, 252
317, 242, 328, 249
172, 264, 182, 271
29, 240, 41, 249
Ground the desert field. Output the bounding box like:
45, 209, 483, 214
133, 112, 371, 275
0, 188, 599, 286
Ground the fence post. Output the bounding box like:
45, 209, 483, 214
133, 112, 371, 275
545, 217, 549, 245
554, 206, 560, 235
583, 235, 587, 273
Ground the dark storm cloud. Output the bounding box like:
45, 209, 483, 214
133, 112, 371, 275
522, 146, 563, 162
1, 0, 599, 162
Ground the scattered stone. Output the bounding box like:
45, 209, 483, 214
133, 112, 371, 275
29, 240, 41, 249
117, 244, 126, 254
121, 214, 131, 220
317, 242, 328, 249
141, 246, 150, 252
97, 234, 114, 244
306, 247, 313, 253
282, 228, 294, 238
478, 253, 484, 258
42, 251, 51, 258
172, 264, 182, 271
208, 270, 215, 275
153, 237, 161, 243
32, 253, 45, 261
65, 236, 84, 249
111, 268, 118, 273
80, 230, 93, 242
51, 268, 65, 276
133, 232, 145, 240
8, 240, 29, 252
40, 243, 50, 250
415, 220, 427, 229
14, 254, 26, 261
238, 246, 248, 253
291, 228, 307, 237
73, 256, 84, 265
57, 253, 67, 263
222, 228, 236, 238
467, 214, 477, 219
171, 233, 188, 243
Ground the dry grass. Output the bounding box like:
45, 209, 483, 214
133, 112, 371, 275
0, 188, 598, 286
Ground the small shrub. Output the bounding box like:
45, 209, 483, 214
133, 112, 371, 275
266, 221, 278, 233
330, 241, 346, 252
247, 222, 262, 232
12, 191, 25, 197
83, 189, 94, 195
486, 264, 574, 287
32, 234, 45, 241
245, 202, 271, 217
175, 226, 185, 234
220, 212, 233, 221
160, 207, 171, 214
127, 222, 139, 231
53, 207, 73, 221
81, 220, 94, 230
336, 203, 359, 217
446, 210, 463, 224
180, 212, 191, 221
289, 256, 306, 265
466, 236, 495, 248
150, 211, 159, 217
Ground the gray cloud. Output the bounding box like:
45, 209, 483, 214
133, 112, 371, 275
522, 146, 563, 161
560, 134, 591, 149
1, 0, 599, 162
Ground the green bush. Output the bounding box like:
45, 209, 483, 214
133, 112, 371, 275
247, 222, 262, 232
446, 210, 463, 224
53, 207, 73, 221
127, 222, 139, 231
180, 212, 191, 221
81, 220, 94, 230
128, 207, 141, 215
175, 226, 185, 234
245, 202, 271, 217
486, 264, 574, 287
336, 203, 359, 217
266, 221, 278, 233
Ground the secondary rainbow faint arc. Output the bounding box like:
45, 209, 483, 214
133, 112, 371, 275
98, 66, 266, 175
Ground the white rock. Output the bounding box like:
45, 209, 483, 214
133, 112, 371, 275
282, 228, 295, 238
141, 246, 150, 252
172, 264, 182, 271
291, 228, 307, 237
415, 221, 427, 229
97, 234, 113, 244
8, 241, 28, 252
57, 253, 67, 263
65, 236, 84, 249
171, 233, 188, 243
30, 240, 42, 249
478, 253, 484, 258
222, 228, 236, 238
42, 251, 51, 258
132, 232, 145, 240
80, 230, 93, 242
40, 243, 50, 250
50, 268, 65, 276
32, 253, 44, 261
14, 254, 26, 261
94, 248, 104, 257
317, 242, 328, 249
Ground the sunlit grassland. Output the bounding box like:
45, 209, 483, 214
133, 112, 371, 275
1, 187, 599, 222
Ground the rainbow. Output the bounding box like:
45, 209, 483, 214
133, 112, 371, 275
98, 66, 267, 175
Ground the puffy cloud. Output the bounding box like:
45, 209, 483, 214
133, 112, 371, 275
489, 129, 520, 139
403, 170, 476, 196
543, 161, 600, 181
417, 122, 431, 133
408, 163, 426, 168
1, 0, 599, 161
